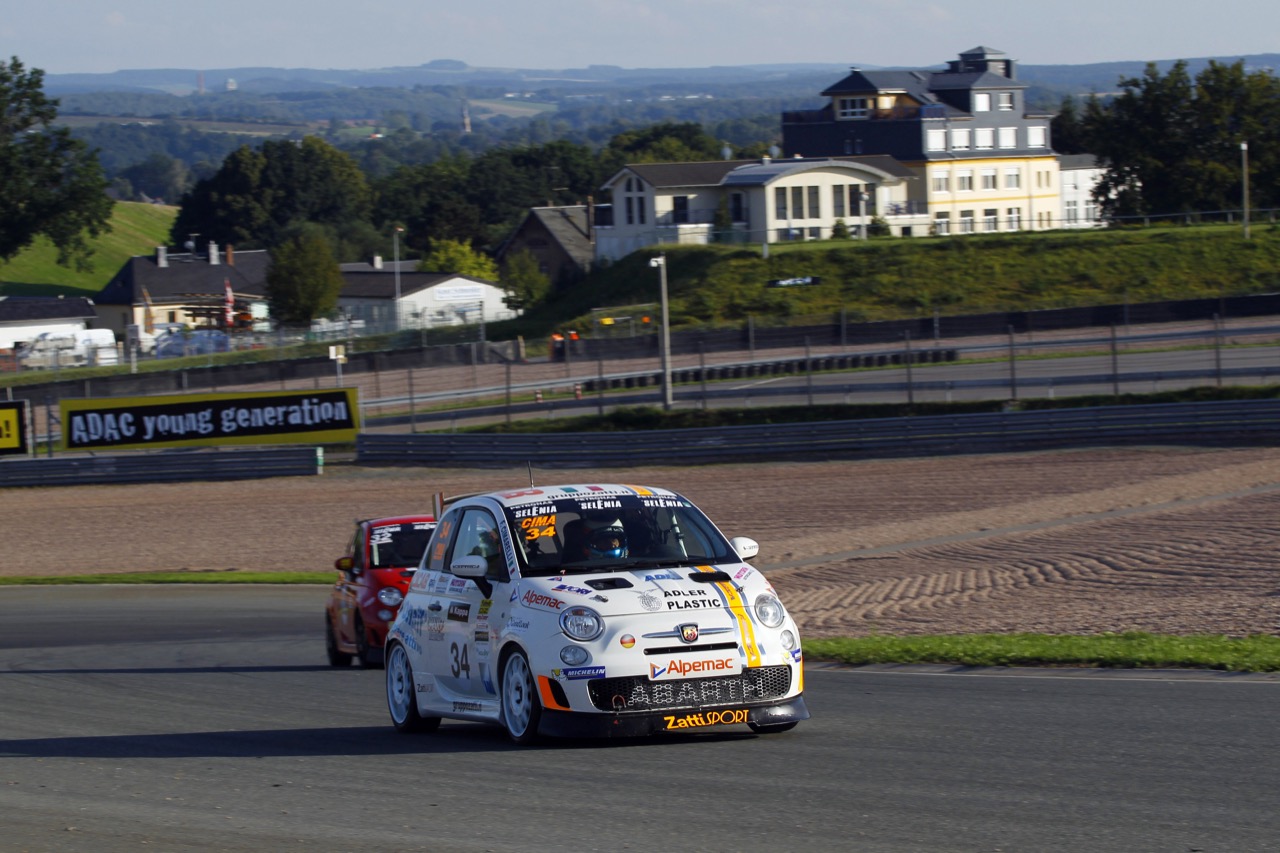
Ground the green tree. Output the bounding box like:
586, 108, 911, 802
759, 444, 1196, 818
499, 249, 550, 311
0, 57, 114, 268
1086, 60, 1280, 219
600, 121, 725, 171
420, 238, 499, 279
173, 136, 371, 254
264, 231, 345, 327
1050, 96, 1090, 155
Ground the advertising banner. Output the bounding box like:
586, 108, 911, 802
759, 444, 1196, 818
0, 400, 29, 456
60, 389, 360, 451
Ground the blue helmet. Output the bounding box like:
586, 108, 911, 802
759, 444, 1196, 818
585, 519, 627, 559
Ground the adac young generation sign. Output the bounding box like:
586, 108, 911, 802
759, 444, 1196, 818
61, 389, 360, 451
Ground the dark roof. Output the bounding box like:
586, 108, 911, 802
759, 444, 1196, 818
95, 248, 271, 306
337, 272, 495, 300
529, 206, 594, 267
616, 160, 750, 189
0, 295, 97, 323
612, 156, 915, 191
721, 155, 915, 186
1058, 153, 1100, 170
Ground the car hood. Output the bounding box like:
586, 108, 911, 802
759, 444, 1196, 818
516, 563, 773, 617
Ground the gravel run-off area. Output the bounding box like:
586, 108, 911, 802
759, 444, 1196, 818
4, 445, 1279, 638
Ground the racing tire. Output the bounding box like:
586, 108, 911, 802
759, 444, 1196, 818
354, 615, 383, 670
748, 721, 798, 734
385, 642, 441, 734
325, 615, 353, 667
500, 649, 542, 745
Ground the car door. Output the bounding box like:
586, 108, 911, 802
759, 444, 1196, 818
428, 506, 505, 706
333, 523, 365, 648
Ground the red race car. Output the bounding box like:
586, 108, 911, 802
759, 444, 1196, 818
325, 515, 436, 668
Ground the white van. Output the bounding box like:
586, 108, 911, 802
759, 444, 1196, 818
19, 329, 120, 369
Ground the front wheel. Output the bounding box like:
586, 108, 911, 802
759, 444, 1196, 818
500, 650, 542, 745
386, 643, 440, 734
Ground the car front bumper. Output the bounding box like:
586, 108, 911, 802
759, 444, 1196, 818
536, 694, 809, 739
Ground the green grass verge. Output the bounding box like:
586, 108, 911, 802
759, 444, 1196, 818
0, 571, 334, 585
804, 633, 1280, 672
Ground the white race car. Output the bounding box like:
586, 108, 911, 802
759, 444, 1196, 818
384, 484, 808, 743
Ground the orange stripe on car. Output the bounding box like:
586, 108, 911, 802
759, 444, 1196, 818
537, 675, 571, 711
697, 566, 761, 668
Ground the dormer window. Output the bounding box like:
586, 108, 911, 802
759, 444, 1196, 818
998, 92, 1015, 111
973, 93, 991, 112
836, 97, 870, 119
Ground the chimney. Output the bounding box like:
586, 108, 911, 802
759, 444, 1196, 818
208, 241, 220, 265
761, 155, 771, 165
372, 255, 383, 270
226, 244, 234, 266
156, 247, 168, 268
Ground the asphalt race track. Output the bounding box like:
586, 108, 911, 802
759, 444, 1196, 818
2, 586, 1279, 852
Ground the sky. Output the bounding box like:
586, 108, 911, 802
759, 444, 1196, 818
3, 0, 1278, 76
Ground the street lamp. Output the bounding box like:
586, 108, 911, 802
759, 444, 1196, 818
649, 254, 673, 410
393, 225, 404, 331
1241, 141, 1251, 240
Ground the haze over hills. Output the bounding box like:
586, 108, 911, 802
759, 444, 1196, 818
42, 53, 1280, 98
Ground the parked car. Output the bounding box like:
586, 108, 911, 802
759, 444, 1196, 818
18, 329, 119, 369
154, 328, 229, 359
326, 515, 437, 668
383, 484, 808, 743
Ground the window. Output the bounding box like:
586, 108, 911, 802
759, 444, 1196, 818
973, 93, 991, 112
926, 129, 946, 151
934, 212, 951, 235
956, 170, 974, 192
730, 192, 746, 223
807, 186, 821, 221
959, 210, 975, 233
998, 127, 1017, 149
931, 171, 950, 193
836, 97, 870, 119
625, 196, 634, 225
975, 128, 994, 150
672, 195, 689, 225
792, 186, 806, 219
984, 209, 999, 231
1063, 172, 1079, 191
832, 185, 846, 217
1007, 207, 1022, 230
981, 169, 998, 190
951, 128, 971, 150
1065, 200, 1079, 224
775, 187, 787, 220
998, 92, 1015, 111
1004, 169, 1021, 189
1028, 126, 1047, 148
1085, 199, 1098, 223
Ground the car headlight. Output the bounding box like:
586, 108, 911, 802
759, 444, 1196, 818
377, 587, 404, 607
754, 593, 786, 628
559, 605, 604, 641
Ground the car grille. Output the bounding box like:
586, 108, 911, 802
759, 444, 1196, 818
587, 665, 792, 713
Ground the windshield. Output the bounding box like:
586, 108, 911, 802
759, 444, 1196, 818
369, 521, 435, 570
503, 494, 736, 575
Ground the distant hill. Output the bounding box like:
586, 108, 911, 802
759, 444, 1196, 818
0, 202, 178, 296
42, 54, 1280, 99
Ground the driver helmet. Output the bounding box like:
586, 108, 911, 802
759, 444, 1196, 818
583, 515, 627, 559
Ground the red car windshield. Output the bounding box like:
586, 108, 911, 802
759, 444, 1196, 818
369, 522, 435, 569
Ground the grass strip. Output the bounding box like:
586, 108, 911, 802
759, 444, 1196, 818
0, 571, 334, 585
804, 632, 1280, 672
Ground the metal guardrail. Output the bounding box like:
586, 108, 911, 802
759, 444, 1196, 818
0, 447, 324, 488
355, 399, 1280, 468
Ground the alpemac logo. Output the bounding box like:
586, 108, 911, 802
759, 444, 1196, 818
650, 657, 736, 680
521, 590, 565, 611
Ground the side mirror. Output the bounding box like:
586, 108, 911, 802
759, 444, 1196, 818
729, 537, 759, 561
449, 555, 487, 578
335, 556, 355, 573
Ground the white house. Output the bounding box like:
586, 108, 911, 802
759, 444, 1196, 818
594, 155, 922, 262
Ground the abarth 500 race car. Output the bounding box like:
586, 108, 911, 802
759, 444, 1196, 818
326, 515, 436, 668
384, 484, 808, 743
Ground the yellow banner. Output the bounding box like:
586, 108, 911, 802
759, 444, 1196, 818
60, 389, 360, 451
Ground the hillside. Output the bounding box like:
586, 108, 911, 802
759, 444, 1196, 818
0, 202, 178, 296
515, 225, 1280, 334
